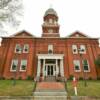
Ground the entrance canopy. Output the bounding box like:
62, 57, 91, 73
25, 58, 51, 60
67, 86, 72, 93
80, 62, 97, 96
37, 54, 64, 59
36, 54, 64, 79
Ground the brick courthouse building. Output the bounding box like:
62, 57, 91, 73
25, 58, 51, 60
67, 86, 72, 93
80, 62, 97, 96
0, 8, 100, 80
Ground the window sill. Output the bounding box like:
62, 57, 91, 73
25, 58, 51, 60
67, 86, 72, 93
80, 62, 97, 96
74, 70, 81, 72
10, 70, 17, 72
19, 70, 26, 72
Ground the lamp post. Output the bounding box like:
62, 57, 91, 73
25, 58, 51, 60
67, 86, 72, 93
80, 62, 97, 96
78, 49, 87, 87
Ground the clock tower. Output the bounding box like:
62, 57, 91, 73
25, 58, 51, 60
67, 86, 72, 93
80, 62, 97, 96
42, 8, 60, 37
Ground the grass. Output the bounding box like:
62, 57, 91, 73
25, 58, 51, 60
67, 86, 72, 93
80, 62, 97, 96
66, 80, 100, 96
0, 80, 100, 96
0, 80, 34, 96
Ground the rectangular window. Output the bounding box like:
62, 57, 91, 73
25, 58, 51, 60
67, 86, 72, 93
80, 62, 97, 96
82, 59, 90, 72
15, 44, 22, 53
72, 45, 78, 54
23, 44, 29, 53
20, 60, 27, 71
80, 45, 86, 54
10, 59, 18, 71
73, 60, 81, 72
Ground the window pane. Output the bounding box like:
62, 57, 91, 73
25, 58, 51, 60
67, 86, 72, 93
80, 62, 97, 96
80, 45, 86, 54
23, 44, 29, 53
11, 60, 18, 71
83, 60, 89, 71
72, 45, 78, 54
84, 65, 89, 70
15, 44, 21, 53
73, 60, 80, 71
20, 60, 27, 71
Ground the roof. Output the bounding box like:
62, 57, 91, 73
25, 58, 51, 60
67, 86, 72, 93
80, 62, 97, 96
66, 31, 92, 38
44, 8, 58, 17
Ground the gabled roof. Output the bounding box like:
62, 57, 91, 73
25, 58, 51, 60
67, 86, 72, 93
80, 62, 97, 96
66, 31, 91, 38
10, 30, 35, 38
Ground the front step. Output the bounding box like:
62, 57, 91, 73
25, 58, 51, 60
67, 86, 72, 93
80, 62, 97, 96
34, 91, 67, 100
34, 96, 67, 100
34, 91, 67, 96
44, 76, 56, 82
33, 82, 67, 100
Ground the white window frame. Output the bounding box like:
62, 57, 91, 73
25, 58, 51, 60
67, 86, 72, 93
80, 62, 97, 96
23, 44, 29, 53
48, 44, 53, 54
15, 44, 22, 54
20, 60, 27, 71
72, 45, 78, 54
73, 60, 81, 72
82, 60, 90, 72
10, 59, 18, 72
80, 45, 86, 54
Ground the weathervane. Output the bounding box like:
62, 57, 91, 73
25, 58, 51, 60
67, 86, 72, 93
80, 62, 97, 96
50, 4, 53, 8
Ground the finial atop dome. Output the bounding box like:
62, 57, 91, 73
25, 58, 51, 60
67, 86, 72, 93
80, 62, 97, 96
44, 8, 58, 17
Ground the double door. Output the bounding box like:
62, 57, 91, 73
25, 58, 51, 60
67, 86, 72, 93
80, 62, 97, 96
45, 64, 56, 76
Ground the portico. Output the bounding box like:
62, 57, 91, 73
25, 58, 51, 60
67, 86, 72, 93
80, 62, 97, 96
37, 54, 64, 79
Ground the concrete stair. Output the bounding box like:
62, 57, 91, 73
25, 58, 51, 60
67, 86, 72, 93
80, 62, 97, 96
33, 82, 67, 100
44, 76, 56, 81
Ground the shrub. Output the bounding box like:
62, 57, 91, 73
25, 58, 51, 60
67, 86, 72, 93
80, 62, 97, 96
79, 77, 83, 80
97, 77, 100, 80
0, 77, 5, 80
10, 77, 14, 80
18, 76, 22, 80
69, 75, 74, 80
88, 77, 92, 80
26, 75, 32, 80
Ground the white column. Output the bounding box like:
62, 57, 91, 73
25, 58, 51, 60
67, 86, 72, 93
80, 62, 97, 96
37, 59, 41, 77
56, 59, 59, 76
43, 59, 45, 77
60, 59, 64, 76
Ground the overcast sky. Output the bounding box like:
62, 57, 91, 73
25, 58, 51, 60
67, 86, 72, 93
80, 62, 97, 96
1, 0, 100, 38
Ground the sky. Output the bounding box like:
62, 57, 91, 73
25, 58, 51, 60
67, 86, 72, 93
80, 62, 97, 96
1, 0, 100, 38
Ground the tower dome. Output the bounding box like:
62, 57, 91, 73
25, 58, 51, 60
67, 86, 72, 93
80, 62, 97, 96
42, 8, 60, 37
44, 8, 58, 17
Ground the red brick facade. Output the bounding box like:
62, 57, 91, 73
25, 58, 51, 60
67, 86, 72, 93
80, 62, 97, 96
0, 8, 100, 80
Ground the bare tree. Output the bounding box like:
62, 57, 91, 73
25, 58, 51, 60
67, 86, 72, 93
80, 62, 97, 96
0, 0, 23, 36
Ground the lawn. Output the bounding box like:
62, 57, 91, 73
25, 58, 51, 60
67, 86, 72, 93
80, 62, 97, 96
0, 80, 100, 96
66, 80, 100, 96
0, 80, 34, 96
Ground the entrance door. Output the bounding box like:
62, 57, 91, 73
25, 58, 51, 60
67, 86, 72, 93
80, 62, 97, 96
47, 65, 54, 76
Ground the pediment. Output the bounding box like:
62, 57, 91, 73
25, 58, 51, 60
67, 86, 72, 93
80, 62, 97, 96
67, 31, 90, 38
11, 30, 35, 37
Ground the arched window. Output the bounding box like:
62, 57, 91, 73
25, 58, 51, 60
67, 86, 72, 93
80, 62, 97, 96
48, 44, 53, 54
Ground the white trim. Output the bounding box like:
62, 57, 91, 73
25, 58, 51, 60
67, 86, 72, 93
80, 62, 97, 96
37, 54, 64, 59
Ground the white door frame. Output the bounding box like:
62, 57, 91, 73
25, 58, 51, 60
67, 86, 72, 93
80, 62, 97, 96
45, 64, 56, 76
